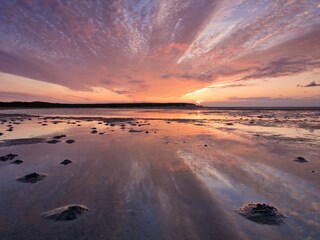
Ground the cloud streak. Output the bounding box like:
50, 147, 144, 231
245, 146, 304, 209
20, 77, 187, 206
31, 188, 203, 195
297, 81, 320, 88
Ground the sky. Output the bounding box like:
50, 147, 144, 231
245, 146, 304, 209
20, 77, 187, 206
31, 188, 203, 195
0, 0, 320, 106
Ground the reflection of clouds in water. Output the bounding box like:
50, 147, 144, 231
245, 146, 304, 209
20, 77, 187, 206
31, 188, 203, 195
125, 160, 151, 204
242, 163, 320, 203
177, 150, 234, 189
177, 149, 320, 233
241, 163, 320, 232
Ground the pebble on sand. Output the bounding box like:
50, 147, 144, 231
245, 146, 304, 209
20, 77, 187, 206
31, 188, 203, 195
66, 139, 75, 144
43, 204, 89, 221
16, 172, 47, 183
236, 202, 285, 225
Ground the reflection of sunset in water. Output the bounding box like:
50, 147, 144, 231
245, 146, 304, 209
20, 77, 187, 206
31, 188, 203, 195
0, 109, 319, 240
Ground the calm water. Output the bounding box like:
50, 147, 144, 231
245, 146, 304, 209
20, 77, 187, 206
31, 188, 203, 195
0, 108, 319, 240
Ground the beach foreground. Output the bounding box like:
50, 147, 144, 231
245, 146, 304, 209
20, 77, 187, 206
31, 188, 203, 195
0, 109, 319, 240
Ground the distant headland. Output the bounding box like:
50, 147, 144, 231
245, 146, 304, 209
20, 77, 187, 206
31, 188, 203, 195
0, 101, 201, 109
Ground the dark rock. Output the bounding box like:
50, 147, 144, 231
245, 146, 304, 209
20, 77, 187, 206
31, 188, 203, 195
11, 159, 23, 164
17, 172, 47, 183
1, 138, 45, 147
66, 139, 75, 144
47, 139, 60, 144
43, 204, 89, 221
91, 130, 97, 134
0, 153, 18, 161
293, 157, 308, 163
129, 129, 143, 133
52, 135, 66, 139
0, 156, 10, 161
60, 159, 72, 165
226, 123, 233, 126
236, 202, 285, 225
7, 153, 19, 159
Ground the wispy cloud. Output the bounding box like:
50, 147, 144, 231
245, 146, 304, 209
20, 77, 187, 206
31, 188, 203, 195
297, 81, 320, 88
207, 97, 320, 107
208, 83, 249, 89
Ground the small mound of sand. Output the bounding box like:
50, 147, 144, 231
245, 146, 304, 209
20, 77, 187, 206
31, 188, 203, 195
236, 202, 285, 225
43, 204, 89, 221
293, 157, 308, 163
16, 172, 47, 183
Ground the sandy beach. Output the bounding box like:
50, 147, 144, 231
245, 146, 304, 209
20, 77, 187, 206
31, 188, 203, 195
0, 108, 319, 240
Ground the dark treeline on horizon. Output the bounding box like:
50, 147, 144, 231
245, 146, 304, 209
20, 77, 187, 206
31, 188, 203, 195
0, 101, 199, 109
0, 101, 319, 110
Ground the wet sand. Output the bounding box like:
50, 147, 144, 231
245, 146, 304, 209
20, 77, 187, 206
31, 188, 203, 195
0, 109, 319, 240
